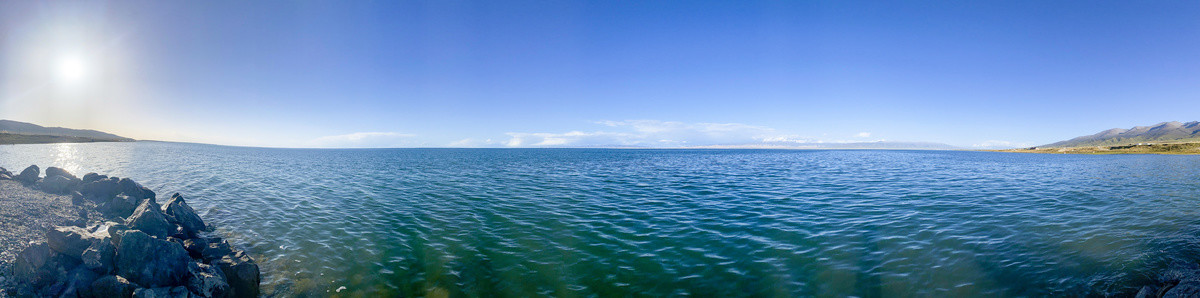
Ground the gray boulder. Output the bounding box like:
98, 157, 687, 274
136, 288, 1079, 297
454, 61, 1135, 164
60, 266, 100, 298
182, 238, 206, 259
118, 178, 156, 202
162, 193, 207, 238
90, 275, 138, 298
71, 191, 87, 206
82, 237, 117, 274
15, 164, 40, 184
83, 172, 107, 183
39, 175, 75, 194
108, 223, 132, 246
0, 167, 11, 180
44, 166, 78, 180
126, 199, 173, 239
81, 177, 121, 201
46, 225, 97, 258
212, 251, 260, 298
133, 286, 190, 298
42, 167, 82, 193
114, 230, 191, 287
102, 194, 139, 219
14, 242, 79, 288
200, 239, 234, 263
1165, 278, 1200, 298
170, 225, 188, 239
187, 262, 230, 298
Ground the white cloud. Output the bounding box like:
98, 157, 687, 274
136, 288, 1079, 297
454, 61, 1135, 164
310, 132, 417, 148
504, 131, 637, 147
500, 120, 781, 147
760, 135, 818, 143
435, 120, 947, 149
971, 140, 1029, 149
448, 138, 498, 147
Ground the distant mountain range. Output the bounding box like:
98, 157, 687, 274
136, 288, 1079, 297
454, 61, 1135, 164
0, 119, 132, 142
694, 141, 961, 150
1042, 121, 1200, 148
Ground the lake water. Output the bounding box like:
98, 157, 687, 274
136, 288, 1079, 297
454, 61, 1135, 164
3, 142, 1200, 296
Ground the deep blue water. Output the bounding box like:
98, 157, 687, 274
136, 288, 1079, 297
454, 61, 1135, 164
3, 142, 1200, 296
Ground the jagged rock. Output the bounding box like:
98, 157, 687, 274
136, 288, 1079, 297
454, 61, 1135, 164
114, 230, 191, 287
162, 193, 207, 238
211, 251, 259, 298
187, 262, 230, 298
91, 275, 137, 298
71, 191, 87, 206
1165, 278, 1200, 298
14, 242, 79, 288
83, 237, 117, 274
118, 178, 156, 202
39, 280, 69, 297
183, 238, 206, 259
201, 240, 234, 263
82, 177, 121, 201
133, 286, 190, 298
40, 175, 75, 194
0, 167, 11, 180
43, 167, 83, 194
83, 172, 107, 183
108, 223, 132, 247
1136, 285, 1157, 298
101, 194, 139, 219
45, 166, 79, 180
126, 199, 172, 238
170, 225, 188, 239
46, 225, 97, 258
166, 236, 186, 249
15, 164, 40, 184
92, 221, 119, 235
60, 266, 100, 298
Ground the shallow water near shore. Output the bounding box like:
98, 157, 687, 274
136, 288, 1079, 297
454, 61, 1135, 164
3, 142, 1200, 296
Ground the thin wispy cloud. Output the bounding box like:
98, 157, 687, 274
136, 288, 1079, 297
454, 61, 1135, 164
448, 138, 499, 148
310, 132, 417, 148
970, 140, 1029, 149
501, 120, 779, 147
479, 120, 954, 148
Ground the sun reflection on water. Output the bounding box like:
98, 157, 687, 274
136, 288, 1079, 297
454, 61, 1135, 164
52, 143, 82, 174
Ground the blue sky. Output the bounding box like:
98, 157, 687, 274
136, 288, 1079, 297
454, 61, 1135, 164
2, 1, 1198, 148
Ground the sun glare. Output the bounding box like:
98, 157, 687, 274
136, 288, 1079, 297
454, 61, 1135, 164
57, 55, 87, 83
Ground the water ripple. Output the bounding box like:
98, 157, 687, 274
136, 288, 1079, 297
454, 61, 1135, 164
4, 144, 1200, 296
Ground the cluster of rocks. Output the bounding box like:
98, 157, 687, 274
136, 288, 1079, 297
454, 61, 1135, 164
1137, 266, 1200, 298
0, 165, 259, 297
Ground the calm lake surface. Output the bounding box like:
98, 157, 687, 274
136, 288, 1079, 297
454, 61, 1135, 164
3, 142, 1200, 296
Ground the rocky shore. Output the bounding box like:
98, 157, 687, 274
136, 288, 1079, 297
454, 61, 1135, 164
0, 165, 259, 297
1135, 266, 1200, 298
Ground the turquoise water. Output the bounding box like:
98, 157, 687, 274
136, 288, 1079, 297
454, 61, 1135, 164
3, 142, 1200, 296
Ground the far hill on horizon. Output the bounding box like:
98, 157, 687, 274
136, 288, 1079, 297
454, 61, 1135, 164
1042, 121, 1200, 148
0, 119, 133, 144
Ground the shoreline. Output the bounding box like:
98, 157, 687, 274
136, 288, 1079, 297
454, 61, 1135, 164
985, 142, 1200, 155
0, 133, 134, 146
0, 165, 259, 297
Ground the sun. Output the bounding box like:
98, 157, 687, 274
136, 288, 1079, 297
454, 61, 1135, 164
57, 55, 88, 83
